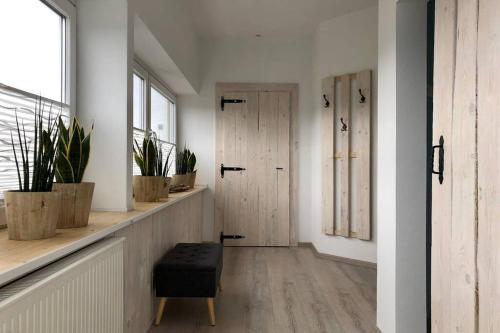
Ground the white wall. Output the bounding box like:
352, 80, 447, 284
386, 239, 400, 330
178, 36, 314, 242
311, 6, 378, 263
377, 0, 397, 331
178, 6, 380, 265
377, 0, 427, 332
128, 0, 200, 92
77, 0, 134, 211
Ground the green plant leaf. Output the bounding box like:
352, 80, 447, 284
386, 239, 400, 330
56, 153, 74, 183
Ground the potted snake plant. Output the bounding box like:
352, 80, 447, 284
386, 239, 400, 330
157, 144, 174, 198
4, 98, 61, 240
171, 146, 196, 189
133, 133, 164, 202
52, 118, 94, 228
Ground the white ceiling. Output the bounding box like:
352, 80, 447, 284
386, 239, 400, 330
186, 0, 376, 39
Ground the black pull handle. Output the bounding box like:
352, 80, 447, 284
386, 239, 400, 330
432, 136, 444, 184
276, 167, 283, 170
220, 164, 246, 178
359, 89, 366, 103
323, 94, 330, 108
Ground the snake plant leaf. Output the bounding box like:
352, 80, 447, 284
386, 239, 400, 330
187, 153, 196, 173
145, 138, 156, 176
55, 117, 92, 184
58, 118, 69, 146
77, 134, 91, 182
66, 124, 81, 183
55, 152, 74, 183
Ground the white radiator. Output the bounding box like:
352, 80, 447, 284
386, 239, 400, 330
0, 237, 124, 333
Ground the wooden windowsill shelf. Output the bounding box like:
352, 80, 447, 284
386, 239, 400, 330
0, 186, 207, 287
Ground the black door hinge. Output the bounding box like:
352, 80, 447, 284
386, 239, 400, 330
220, 232, 245, 244
220, 164, 246, 178
220, 96, 246, 111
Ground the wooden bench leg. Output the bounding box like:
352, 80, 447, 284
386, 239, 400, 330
155, 297, 167, 326
207, 298, 216, 326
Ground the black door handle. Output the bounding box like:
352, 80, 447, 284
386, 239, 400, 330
432, 136, 444, 184
220, 164, 246, 178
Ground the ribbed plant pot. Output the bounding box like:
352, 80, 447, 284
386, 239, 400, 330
53, 182, 94, 229
4, 191, 61, 240
133, 176, 163, 202
171, 174, 189, 187
160, 177, 171, 199
186, 171, 197, 189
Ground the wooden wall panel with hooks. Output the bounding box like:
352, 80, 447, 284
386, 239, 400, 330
321, 69, 372, 240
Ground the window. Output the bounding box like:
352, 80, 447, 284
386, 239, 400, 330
0, 0, 74, 198
132, 61, 176, 177
151, 85, 176, 143
133, 73, 146, 130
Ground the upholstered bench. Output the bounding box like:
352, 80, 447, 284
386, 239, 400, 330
153, 243, 223, 326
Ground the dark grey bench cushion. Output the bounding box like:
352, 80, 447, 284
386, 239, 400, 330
154, 243, 223, 298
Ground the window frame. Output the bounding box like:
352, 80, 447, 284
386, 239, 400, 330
132, 64, 148, 131
42, 0, 76, 115
132, 59, 177, 144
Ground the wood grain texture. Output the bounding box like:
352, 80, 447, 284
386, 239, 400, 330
216, 84, 295, 246
352, 70, 371, 240
114, 215, 154, 333
276, 92, 290, 246
289, 85, 299, 246
321, 77, 335, 235
336, 75, 351, 237
149, 246, 377, 333
4, 191, 61, 240
450, 0, 478, 331
117, 191, 203, 333
53, 182, 94, 228
477, 0, 500, 330
133, 176, 164, 202
431, 0, 456, 331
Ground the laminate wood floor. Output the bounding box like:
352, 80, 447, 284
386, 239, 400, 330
148, 246, 377, 333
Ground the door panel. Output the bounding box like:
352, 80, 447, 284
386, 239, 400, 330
477, 0, 500, 330
450, 0, 478, 331
432, 0, 479, 331
431, 1, 455, 327
222, 92, 258, 246
216, 90, 290, 246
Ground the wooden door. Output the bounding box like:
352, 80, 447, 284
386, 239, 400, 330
432, 0, 500, 331
477, 0, 500, 331
215, 89, 290, 246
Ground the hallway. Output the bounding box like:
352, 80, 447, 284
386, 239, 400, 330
149, 246, 377, 333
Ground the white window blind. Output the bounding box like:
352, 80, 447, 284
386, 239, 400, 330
0, 84, 70, 199
132, 128, 176, 177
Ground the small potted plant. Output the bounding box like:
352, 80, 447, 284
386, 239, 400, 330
4, 98, 61, 240
171, 146, 196, 188
133, 133, 164, 202
52, 118, 94, 228
157, 144, 174, 198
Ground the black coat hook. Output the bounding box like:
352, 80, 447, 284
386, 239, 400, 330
340, 117, 348, 132
358, 89, 366, 104
323, 94, 330, 108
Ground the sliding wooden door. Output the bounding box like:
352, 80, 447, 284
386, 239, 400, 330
215, 84, 296, 246
432, 0, 500, 331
